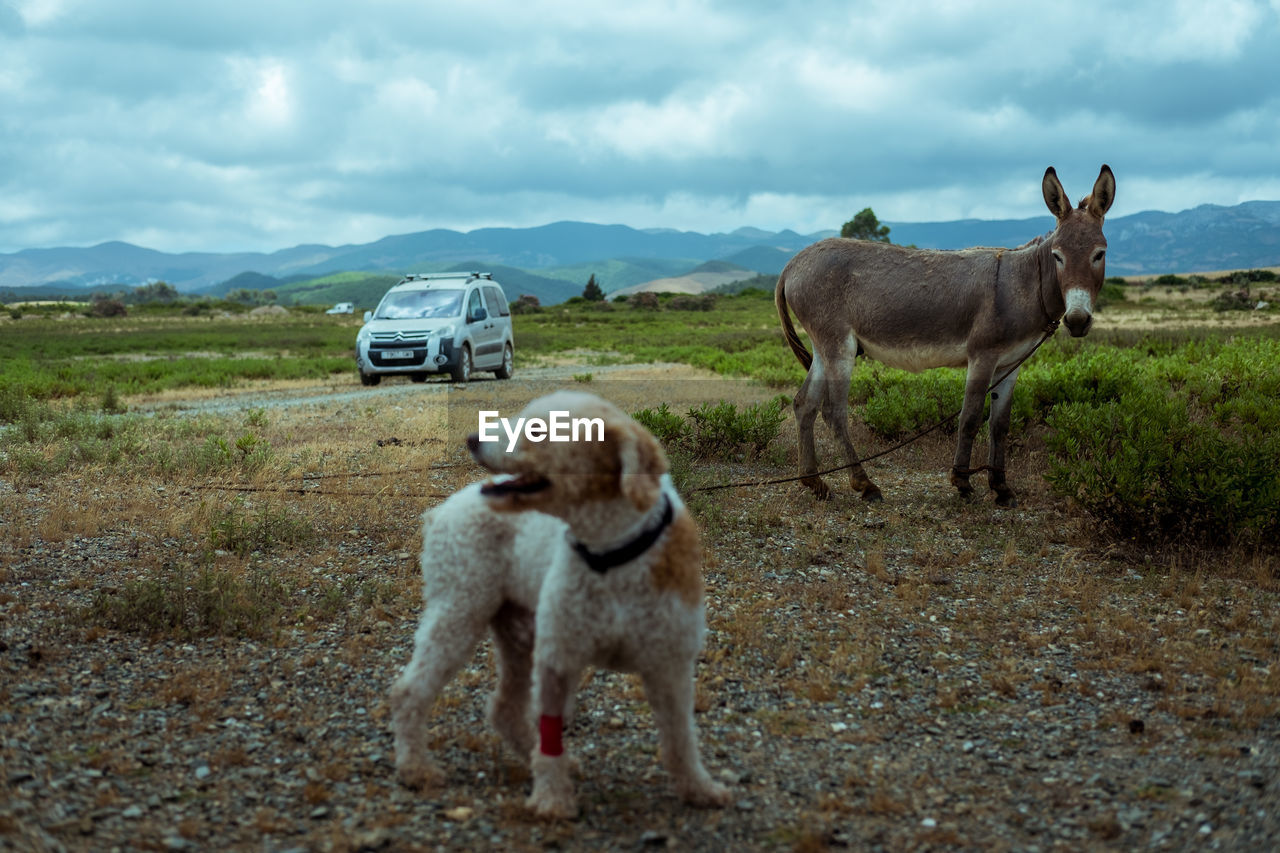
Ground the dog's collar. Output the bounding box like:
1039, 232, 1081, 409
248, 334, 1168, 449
570, 493, 674, 574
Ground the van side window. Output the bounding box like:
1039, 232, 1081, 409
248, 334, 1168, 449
467, 290, 484, 321
483, 286, 510, 317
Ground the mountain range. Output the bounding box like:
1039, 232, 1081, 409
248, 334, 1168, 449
3, 201, 1279, 305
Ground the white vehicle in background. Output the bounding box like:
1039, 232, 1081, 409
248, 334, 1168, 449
326, 302, 355, 315
354, 272, 514, 385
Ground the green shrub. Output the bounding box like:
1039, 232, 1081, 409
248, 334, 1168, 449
859, 370, 965, 438
1215, 269, 1277, 286
633, 402, 687, 446
100, 384, 127, 415
633, 397, 786, 459
1045, 385, 1280, 547
668, 294, 717, 311
184, 432, 274, 474
209, 499, 314, 557
0, 383, 36, 424
1096, 280, 1127, 309
1211, 290, 1255, 312
83, 561, 290, 639
685, 397, 786, 456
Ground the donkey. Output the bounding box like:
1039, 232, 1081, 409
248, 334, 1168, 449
776, 165, 1115, 507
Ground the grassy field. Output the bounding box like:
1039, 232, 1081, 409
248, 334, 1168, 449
2, 283, 1279, 849
4, 284, 1279, 549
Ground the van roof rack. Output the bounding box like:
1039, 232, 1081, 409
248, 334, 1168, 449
399, 271, 493, 283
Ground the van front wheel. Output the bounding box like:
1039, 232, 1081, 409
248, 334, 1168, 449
494, 343, 513, 379
450, 345, 472, 383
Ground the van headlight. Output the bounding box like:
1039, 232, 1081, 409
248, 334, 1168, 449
356, 327, 371, 343
435, 324, 455, 339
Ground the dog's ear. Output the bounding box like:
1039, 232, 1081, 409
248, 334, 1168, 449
615, 423, 668, 510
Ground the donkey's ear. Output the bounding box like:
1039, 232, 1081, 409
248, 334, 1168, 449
1042, 167, 1072, 220
1085, 164, 1115, 221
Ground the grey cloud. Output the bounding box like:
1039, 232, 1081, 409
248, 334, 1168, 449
3, 1, 1280, 253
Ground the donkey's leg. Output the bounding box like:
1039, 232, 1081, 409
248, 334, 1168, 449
950, 356, 998, 499
818, 337, 882, 501
793, 360, 830, 499
986, 366, 1022, 507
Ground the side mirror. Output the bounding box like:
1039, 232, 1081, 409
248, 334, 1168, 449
469, 307, 488, 323
363, 310, 372, 323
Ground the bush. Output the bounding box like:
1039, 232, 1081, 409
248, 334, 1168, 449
82, 561, 290, 639
1215, 269, 1277, 286
1045, 383, 1280, 548
632, 402, 687, 446
510, 294, 542, 315
631, 292, 660, 310
89, 296, 128, 318
634, 397, 786, 459
1211, 289, 1255, 311
209, 499, 314, 557
668, 294, 717, 311
857, 370, 965, 438
1096, 280, 1127, 309
0, 384, 36, 424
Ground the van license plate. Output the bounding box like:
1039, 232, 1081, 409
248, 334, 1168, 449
382, 349, 415, 360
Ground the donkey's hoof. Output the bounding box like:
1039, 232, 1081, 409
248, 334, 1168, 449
801, 476, 830, 501
994, 492, 1019, 508
861, 485, 884, 503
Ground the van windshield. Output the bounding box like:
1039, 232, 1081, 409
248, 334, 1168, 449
375, 289, 464, 320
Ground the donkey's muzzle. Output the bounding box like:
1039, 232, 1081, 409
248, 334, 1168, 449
1064, 313, 1093, 337
1062, 289, 1094, 337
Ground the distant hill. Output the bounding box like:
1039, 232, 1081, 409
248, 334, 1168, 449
539, 257, 698, 293
4, 203, 1280, 300
199, 270, 314, 298
272, 272, 402, 310
885, 201, 1280, 275
441, 263, 580, 305
611, 261, 759, 298
267, 263, 581, 310
718, 245, 796, 276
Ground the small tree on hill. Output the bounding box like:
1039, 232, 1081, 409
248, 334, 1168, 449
130, 281, 179, 304
89, 293, 127, 317
841, 207, 891, 243
582, 274, 605, 302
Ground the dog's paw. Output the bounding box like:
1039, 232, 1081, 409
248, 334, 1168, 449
527, 753, 578, 819
678, 779, 731, 809
395, 759, 445, 791
526, 786, 578, 820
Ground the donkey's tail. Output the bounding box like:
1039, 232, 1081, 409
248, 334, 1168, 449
775, 272, 813, 371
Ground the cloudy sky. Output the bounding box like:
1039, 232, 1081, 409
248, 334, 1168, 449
2, 0, 1279, 254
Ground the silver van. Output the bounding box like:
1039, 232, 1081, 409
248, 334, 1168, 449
355, 272, 514, 385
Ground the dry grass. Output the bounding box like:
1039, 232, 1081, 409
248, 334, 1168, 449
2, 369, 1278, 850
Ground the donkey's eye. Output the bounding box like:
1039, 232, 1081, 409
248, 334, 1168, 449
1093, 249, 1106, 263
1052, 251, 1065, 267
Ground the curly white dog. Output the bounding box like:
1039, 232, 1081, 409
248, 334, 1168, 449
390, 390, 730, 818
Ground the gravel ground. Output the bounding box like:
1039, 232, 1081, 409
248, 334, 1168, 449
2, 373, 1277, 852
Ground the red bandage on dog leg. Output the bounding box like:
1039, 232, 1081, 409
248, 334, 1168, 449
539, 714, 564, 756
